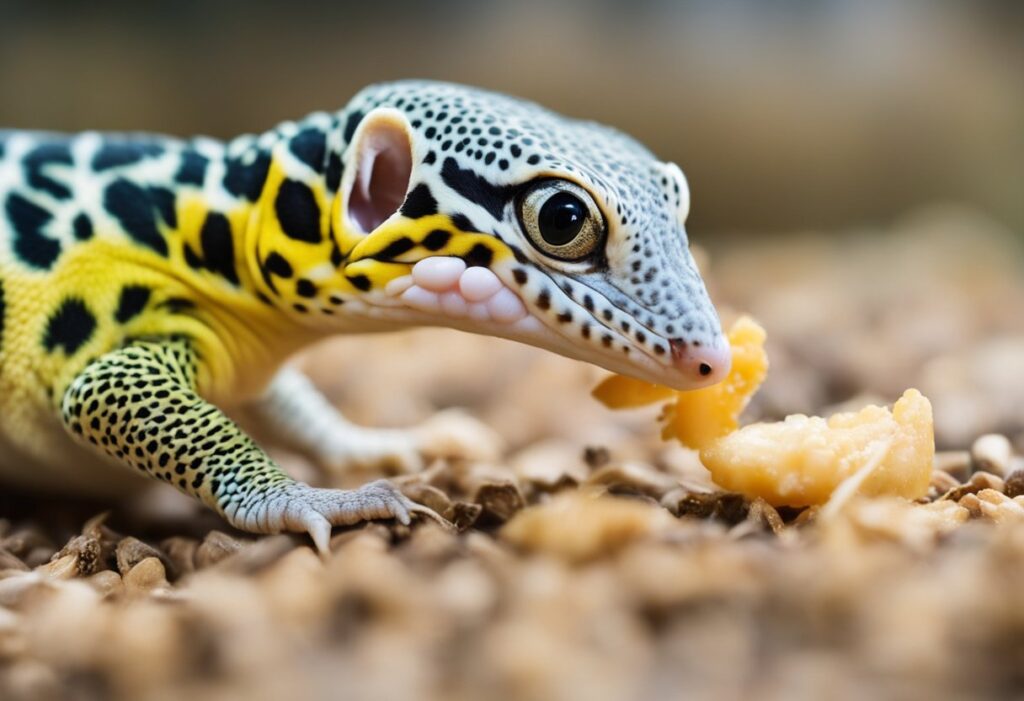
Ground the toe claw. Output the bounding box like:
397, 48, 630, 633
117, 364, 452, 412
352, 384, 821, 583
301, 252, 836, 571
407, 502, 454, 531
263, 480, 452, 548
305, 511, 333, 555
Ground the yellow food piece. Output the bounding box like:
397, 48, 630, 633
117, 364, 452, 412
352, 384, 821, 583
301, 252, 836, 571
590, 374, 675, 409
699, 389, 935, 507
592, 316, 768, 450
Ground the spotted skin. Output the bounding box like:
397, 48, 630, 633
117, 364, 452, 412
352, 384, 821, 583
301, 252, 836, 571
61, 340, 437, 550
0, 81, 726, 547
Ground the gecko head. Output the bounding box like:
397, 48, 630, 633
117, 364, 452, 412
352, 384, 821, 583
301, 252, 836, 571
333, 81, 729, 391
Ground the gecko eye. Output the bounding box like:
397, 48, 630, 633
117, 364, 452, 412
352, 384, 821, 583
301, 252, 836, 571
517, 180, 605, 261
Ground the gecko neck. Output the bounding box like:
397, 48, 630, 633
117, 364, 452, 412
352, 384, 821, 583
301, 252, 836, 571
210, 114, 389, 334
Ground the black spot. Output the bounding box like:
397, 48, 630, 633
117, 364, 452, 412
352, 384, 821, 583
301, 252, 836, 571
347, 274, 371, 291
464, 243, 493, 268
296, 279, 318, 298
264, 252, 294, 278
330, 243, 344, 267
156, 297, 196, 314
223, 150, 271, 201
440, 157, 514, 220
400, 183, 438, 219
450, 212, 480, 233
512, 268, 528, 285
92, 141, 162, 171
423, 150, 437, 165
557, 311, 573, 323
184, 245, 203, 270
343, 110, 365, 143
24, 142, 73, 199
44, 298, 96, 355
200, 212, 239, 285
175, 151, 208, 186
104, 179, 168, 256
536, 290, 551, 310
290, 128, 327, 172
72, 213, 93, 241
115, 285, 151, 323
509, 244, 529, 264
6, 193, 61, 268
422, 229, 450, 251
147, 187, 178, 228
275, 179, 322, 243
325, 152, 343, 192
375, 237, 416, 260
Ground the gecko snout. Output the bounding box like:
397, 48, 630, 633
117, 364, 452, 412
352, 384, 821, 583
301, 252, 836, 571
668, 336, 731, 386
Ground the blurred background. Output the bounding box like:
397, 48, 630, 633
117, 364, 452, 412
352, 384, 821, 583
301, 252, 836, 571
1, 0, 1022, 235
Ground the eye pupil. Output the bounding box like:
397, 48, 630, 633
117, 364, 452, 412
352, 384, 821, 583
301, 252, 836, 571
538, 192, 586, 246
517, 180, 605, 261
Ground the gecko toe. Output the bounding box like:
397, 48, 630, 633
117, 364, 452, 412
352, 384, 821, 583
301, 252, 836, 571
305, 511, 333, 554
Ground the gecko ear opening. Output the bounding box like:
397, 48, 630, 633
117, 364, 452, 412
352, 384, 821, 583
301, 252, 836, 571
346, 109, 413, 234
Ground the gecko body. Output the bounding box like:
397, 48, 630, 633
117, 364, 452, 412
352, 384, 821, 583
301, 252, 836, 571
0, 81, 729, 549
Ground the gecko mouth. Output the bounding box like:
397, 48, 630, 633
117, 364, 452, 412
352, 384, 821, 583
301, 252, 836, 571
374, 256, 726, 389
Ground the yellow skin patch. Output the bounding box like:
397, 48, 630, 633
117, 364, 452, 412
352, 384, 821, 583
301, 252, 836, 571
251, 157, 514, 307
343, 214, 513, 289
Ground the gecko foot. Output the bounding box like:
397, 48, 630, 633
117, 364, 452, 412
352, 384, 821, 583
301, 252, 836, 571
248, 480, 450, 553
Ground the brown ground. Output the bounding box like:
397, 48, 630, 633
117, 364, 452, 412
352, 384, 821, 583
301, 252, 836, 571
1, 204, 1023, 701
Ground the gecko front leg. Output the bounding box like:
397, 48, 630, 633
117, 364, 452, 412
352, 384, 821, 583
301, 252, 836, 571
59, 340, 445, 552
251, 366, 503, 475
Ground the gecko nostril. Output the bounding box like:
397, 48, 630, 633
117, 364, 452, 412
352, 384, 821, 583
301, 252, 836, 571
669, 336, 730, 383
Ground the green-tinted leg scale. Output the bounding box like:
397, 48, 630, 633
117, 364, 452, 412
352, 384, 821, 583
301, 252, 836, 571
60, 340, 444, 552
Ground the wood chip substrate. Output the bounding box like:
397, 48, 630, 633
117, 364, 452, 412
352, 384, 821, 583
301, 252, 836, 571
1, 207, 1023, 701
